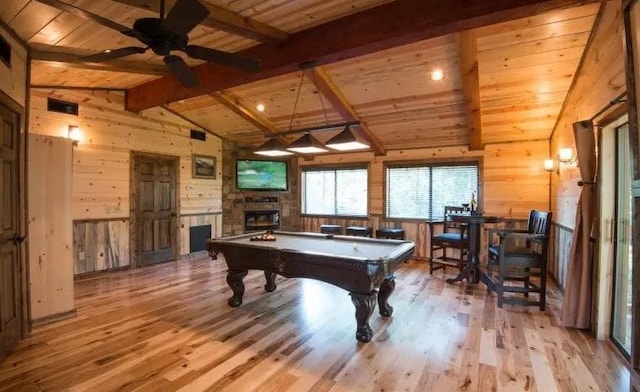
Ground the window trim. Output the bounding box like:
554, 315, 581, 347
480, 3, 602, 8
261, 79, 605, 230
383, 158, 482, 220
300, 163, 370, 218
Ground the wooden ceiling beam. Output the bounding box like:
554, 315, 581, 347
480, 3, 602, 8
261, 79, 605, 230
110, 0, 289, 44
307, 67, 385, 156
31, 49, 169, 76
125, 0, 606, 112
209, 92, 283, 140
456, 30, 483, 151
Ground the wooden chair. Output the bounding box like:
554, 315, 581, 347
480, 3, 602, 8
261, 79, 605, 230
429, 206, 468, 274
485, 210, 552, 310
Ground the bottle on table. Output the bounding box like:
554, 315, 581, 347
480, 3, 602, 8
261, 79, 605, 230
470, 191, 477, 214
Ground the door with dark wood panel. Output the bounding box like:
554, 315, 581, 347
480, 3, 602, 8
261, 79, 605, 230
0, 101, 21, 360
134, 155, 177, 266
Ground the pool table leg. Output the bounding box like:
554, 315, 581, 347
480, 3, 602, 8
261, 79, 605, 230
350, 292, 376, 343
226, 270, 248, 307
378, 275, 396, 317
264, 271, 277, 292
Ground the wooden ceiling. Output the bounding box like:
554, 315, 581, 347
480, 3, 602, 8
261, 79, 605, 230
1, 0, 603, 151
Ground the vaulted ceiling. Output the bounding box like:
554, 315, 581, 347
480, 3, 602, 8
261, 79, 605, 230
1, 0, 604, 152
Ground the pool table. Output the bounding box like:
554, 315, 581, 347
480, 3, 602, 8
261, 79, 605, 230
206, 231, 415, 343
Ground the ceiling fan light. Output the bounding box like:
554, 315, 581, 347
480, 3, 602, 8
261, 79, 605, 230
286, 133, 328, 154
326, 126, 369, 151
254, 138, 293, 156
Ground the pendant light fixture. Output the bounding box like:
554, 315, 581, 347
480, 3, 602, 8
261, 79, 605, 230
254, 137, 293, 156
325, 125, 369, 151
285, 68, 328, 154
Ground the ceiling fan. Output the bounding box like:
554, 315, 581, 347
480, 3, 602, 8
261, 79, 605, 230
37, 0, 261, 87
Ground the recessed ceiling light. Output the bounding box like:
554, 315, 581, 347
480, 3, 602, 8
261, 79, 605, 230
430, 69, 444, 81
256, 103, 266, 112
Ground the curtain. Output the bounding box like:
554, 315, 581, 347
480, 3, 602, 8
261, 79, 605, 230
561, 120, 597, 328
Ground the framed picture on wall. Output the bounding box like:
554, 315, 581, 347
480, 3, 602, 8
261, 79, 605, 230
192, 154, 216, 179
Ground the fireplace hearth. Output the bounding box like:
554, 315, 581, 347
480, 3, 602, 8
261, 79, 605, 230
244, 210, 280, 231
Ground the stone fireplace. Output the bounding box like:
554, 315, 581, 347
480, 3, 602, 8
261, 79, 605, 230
221, 141, 300, 236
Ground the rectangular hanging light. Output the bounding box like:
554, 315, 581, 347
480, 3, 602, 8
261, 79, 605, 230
286, 133, 328, 154
254, 138, 293, 156
325, 126, 369, 151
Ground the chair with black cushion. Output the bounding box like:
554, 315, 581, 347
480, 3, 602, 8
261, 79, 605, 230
485, 210, 552, 310
429, 206, 468, 274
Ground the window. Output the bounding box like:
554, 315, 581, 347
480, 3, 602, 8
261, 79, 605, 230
386, 163, 479, 219
301, 167, 367, 216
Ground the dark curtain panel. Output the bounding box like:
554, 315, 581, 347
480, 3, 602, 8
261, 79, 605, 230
561, 120, 597, 329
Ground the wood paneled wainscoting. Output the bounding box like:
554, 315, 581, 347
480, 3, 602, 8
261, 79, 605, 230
301, 215, 532, 262
179, 212, 223, 256
73, 213, 223, 274
300, 215, 429, 258
549, 223, 574, 291
73, 219, 130, 274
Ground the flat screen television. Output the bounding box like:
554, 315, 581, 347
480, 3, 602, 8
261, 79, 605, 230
236, 159, 288, 191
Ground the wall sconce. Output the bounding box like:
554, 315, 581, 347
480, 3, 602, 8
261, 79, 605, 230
558, 147, 574, 164
67, 125, 82, 145
543, 159, 555, 173
543, 148, 576, 174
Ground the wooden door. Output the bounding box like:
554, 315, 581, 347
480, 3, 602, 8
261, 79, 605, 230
0, 101, 21, 360
134, 155, 177, 266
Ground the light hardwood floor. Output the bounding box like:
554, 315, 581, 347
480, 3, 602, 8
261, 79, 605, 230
0, 256, 634, 391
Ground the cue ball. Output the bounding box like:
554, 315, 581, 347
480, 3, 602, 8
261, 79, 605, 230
352, 242, 358, 249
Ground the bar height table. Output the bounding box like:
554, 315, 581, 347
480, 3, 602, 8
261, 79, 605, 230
446, 214, 502, 285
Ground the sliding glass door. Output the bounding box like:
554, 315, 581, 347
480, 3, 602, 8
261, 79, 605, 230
611, 122, 633, 355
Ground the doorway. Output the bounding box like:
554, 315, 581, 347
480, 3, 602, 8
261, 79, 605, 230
0, 98, 23, 360
611, 121, 634, 355
598, 115, 633, 357
131, 153, 179, 267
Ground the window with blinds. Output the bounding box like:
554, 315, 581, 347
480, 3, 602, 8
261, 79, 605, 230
386, 164, 479, 219
301, 167, 368, 216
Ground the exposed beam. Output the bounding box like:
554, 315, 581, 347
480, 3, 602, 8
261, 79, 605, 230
125, 0, 606, 112
209, 92, 280, 138
306, 67, 385, 156
32, 49, 168, 76
456, 30, 482, 151
31, 85, 127, 91
110, 0, 289, 44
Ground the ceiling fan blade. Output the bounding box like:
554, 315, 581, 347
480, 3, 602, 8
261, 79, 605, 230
82, 47, 147, 63
162, 0, 210, 36
164, 55, 198, 88
35, 0, 140, 39
185, 45, 260, 72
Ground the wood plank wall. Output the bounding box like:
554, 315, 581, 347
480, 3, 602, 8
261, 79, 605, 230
550, 1, 626, 228
297, 142, 550, 259
547, 1, 625, 317
28, 89, 223, 274
0, 25, 27, 108
27, 135, 75, 321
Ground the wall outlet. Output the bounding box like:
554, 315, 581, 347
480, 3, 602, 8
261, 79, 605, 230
78, 251, 86, 261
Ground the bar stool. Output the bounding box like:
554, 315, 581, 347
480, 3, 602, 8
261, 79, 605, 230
320, 224, 342, 235
345, 226, 372, 237
375, 228, 405, 240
